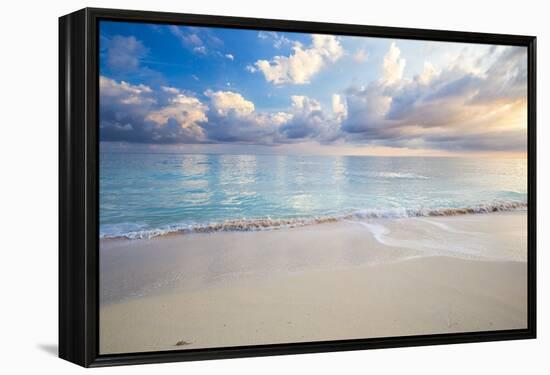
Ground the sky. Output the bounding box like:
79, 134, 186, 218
99, 21, 528, 157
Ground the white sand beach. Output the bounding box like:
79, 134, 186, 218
99, 211, 527, 354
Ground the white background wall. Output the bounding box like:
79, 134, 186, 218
0, 0, 547, 373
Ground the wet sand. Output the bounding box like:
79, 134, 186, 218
99, 211, 527, 354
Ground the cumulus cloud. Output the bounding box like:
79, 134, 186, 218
146, 89, 209, 141
469, 46, 527, 104
201, 90, 287, 143
341, 83, 392, 134
416, 62, 439, 85
332, 94, 347, 121
382, 42, 406, 85
278, 96, 341, 142
204, 90, 255, 116
100, 41, 527, 153
201, 90, 337, 145
340, 43, 527, 152
251, 34, 344, 85
100, 77, 208, 144
100, 78, 341, 146
100, 76, 155, 105
225, 53, 234, 60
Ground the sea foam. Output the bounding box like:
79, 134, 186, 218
100, 200, 527, 240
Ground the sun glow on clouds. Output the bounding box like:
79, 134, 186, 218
99, 23, 527, 157
382, 42, 406, 85
205, 90, 255, 117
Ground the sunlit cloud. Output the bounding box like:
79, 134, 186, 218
99, 24, 527, 156
251, 35, 344, 85
339, 43, 527, 153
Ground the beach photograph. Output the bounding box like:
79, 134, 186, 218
98, 21, 528, 354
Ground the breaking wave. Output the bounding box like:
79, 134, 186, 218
100, 200, 527, 240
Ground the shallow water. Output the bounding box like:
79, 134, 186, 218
99, 153, 527, 239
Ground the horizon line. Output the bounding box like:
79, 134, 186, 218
99, 150, 528, 159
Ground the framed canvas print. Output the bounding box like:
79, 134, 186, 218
59, 7, 536, 367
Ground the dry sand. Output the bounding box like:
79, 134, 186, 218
99, 211, 527, 354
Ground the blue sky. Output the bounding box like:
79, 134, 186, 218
99, 20, 527, 156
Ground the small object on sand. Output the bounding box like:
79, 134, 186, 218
175, 340, 191, 346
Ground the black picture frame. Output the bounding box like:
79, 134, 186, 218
59, 7, 537, 368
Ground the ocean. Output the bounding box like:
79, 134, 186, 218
99, 153, 527, 239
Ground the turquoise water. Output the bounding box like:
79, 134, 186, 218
99, 153, 527, 239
